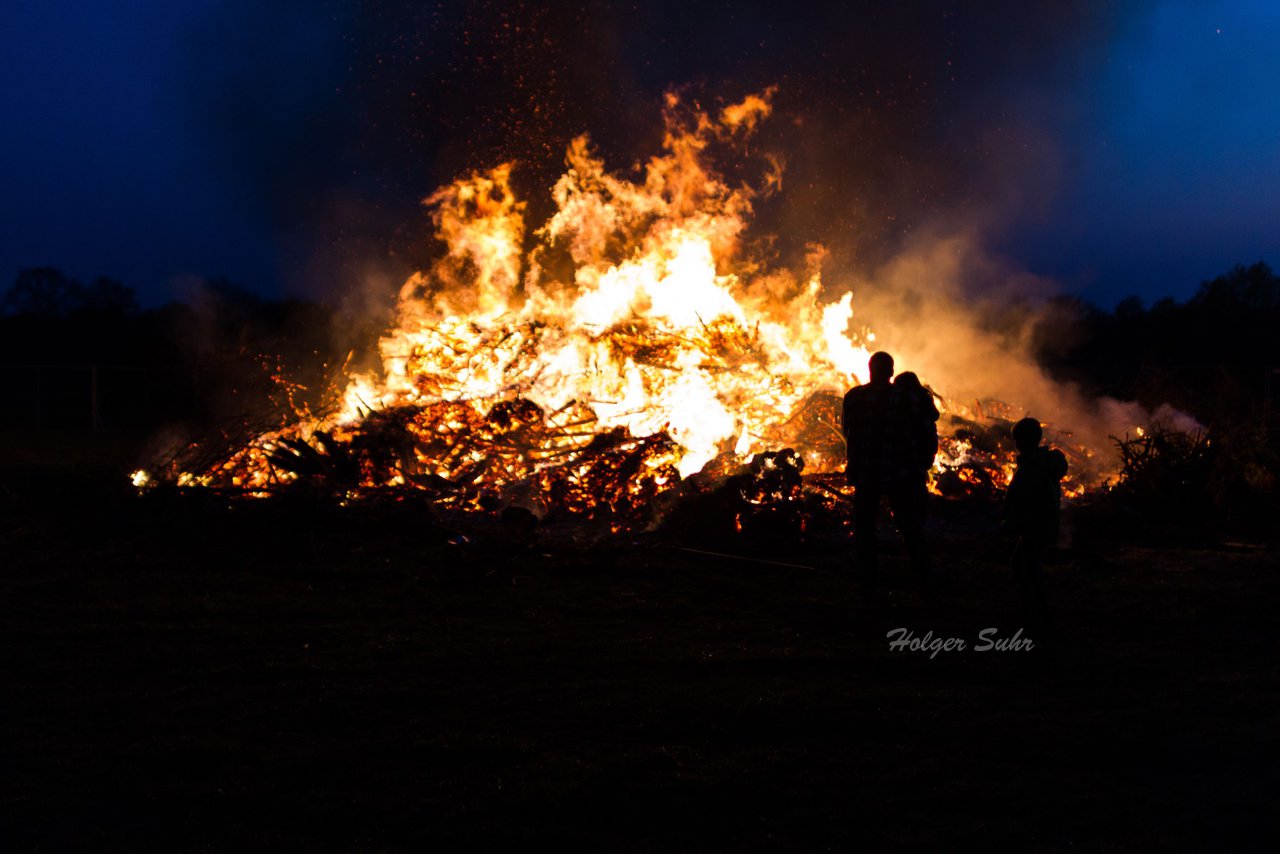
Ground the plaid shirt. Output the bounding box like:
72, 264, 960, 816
842, 381, 937, 486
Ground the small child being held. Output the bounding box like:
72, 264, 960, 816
893, 371, 940, 473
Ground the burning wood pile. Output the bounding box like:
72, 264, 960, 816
134, 91, 1104, 536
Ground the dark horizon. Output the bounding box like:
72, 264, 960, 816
3, 1, 1277, 309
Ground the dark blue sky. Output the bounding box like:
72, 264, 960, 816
1, 1, 275, 300
1012, 0, 1280, 302
1, 1, 1276, 307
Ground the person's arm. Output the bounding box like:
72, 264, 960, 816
1049, 448, 1068, 480
923, 392, 940, 423
1002, 468, 1024, 535
842, 391, 859, 483
842, 391, 858, 441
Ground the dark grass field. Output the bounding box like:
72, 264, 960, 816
3, 451, 1279, 850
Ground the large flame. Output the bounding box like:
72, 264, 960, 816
352, 92, 866, 475
143, 91, 1104, 516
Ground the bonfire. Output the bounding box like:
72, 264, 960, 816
135, 91, 1106, 530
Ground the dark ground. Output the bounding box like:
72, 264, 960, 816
3, 447, 1279, 851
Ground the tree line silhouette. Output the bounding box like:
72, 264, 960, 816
1028, 262, 1280, 538
1032, 261, 1280, 425
0, 267, 361, 432
3, 261, 1277, 535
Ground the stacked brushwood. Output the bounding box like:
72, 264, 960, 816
1106, 424, 1216, 540
660, 449, 853, 548
163, 397, 681, 532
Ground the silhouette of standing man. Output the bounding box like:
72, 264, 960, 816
842, 352, 936, 596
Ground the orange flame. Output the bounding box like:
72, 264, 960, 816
139, 90, 1113, 511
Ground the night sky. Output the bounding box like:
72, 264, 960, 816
2, 0, 1277, 307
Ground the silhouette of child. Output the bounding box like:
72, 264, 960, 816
1003, 417, 1068, 636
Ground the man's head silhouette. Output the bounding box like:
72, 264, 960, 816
868, 351, 894, 384
1012, 417, 1043, 454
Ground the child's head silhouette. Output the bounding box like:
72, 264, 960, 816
895, 371, 922, 391
1012, 417, 1043, 454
